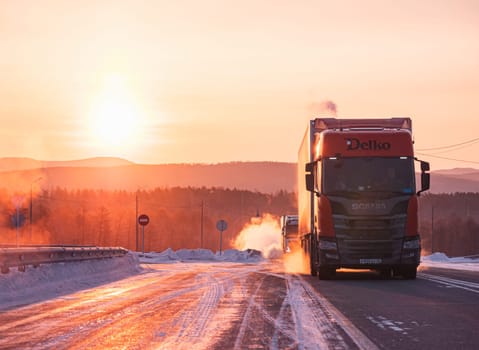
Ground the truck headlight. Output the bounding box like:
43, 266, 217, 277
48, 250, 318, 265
403, 238, 420, 250
319, 240, 337, 251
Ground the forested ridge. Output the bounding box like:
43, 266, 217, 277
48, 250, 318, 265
0, 187, 296, 252
0, 187, 477, 257
418, 193, 479, 257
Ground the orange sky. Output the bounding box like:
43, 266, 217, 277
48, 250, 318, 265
1, 0, 478, 170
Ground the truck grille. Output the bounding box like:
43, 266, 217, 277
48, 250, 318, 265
333, 214, 406, 240
333, 214, 406, 262
338, 240, 400, 259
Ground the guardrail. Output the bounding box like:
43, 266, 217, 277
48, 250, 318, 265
0, 246, 128, 274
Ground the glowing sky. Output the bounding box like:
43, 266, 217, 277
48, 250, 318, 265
1, 0, 478, 170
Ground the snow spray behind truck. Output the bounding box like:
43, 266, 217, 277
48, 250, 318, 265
298, 118, 430, 280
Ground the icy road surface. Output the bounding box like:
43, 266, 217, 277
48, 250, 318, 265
0, 257, 376, 350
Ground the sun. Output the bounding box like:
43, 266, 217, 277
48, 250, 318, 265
88, 74, 141, 149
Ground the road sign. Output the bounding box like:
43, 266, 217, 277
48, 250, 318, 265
138, 214, 150, 255
138, 214, 150, 226
216, 219, 227, 232
11, 212, 26, 227
216, 219, 227, 256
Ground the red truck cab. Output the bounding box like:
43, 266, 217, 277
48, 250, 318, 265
299, 118, 430, 279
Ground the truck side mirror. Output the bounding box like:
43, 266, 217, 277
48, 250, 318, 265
421, 161, 430, 172
421, 172, 430, 193
305, 161, 320, 195
305, 162, 314, 173
306, 173, 314, 192
417, 160, 430, 196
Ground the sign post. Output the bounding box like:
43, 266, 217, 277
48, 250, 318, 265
216, 219, 228, 255
12, 195, 25, 248
138, 214, 150, 255
15, 207, 21, 247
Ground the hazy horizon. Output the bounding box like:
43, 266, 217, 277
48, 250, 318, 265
0, 156, 477, 172
1, 0, 479, 170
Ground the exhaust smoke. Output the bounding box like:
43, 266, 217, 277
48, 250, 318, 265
309, 100, 338, 117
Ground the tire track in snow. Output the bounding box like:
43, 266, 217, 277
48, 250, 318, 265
232, 274, 265, 350
288, 275, 379, 350
288, 275, 344, 349
172, 273, 223, 340
271, 284, 300, 349
157, 265, 258, 350
0, 267, 233, 350
226, 269, 378, 350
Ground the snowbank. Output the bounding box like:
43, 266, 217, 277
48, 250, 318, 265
0, 248, 263, 310
137, 248, 264, 264
0, 252, 142, 310
421, 252, 479, 271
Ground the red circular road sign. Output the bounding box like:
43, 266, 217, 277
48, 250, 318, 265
138, 214, 150, 226
216, 219, 228, 232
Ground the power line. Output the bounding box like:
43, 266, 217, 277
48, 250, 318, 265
427, 140, 479, 155
416, 152, 479, 165
416, 137, 479, 151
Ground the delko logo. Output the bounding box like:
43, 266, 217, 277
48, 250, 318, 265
346, 138, 391, 151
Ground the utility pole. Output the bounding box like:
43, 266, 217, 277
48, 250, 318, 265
200, 200, 204, 249
30, 177, 42, 241
465, 197, 469, 218
135, 191, 139, 251
431, 205, 435, 253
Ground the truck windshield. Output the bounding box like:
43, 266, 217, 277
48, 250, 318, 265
322, 157, 415, 195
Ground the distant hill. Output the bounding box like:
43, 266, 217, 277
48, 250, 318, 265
427, 171, 479, 193
0, 157, 133, 172
0, 158, 477, 193
433, 168, 478, 176
0, 160, 296, 193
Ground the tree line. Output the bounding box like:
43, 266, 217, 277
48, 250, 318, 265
418, 193, 479, 257
0, 187, 477, 257
0, 187, 296, 252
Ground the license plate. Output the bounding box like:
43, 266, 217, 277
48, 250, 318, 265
360, 258, 382, 264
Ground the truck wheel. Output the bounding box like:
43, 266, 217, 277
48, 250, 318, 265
379, 268, 392, 279
318, 266, 335, 280
402, 266, 417, 280
310, 256, 318, 276
392, 267, 401, 278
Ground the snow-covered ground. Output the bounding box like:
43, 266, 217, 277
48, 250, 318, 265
0, 248, 264, 310
420, 252, 479, 271
1, 249, 478, 311
139, 247, 264, 264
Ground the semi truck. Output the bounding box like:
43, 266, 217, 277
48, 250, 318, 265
298, 118, 430, 279
280, 215, 299, 252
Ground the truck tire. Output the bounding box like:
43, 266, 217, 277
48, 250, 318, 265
379, 268, 392, 279
310, 254, 318, 276
318, 266, 335, 280
402, 266, 417, 280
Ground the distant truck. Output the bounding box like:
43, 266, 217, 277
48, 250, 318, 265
280, 215, 299, 252
298, 118, 430, 279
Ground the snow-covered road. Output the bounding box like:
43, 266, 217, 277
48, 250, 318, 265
1, 250, 478, 349
0, 251, 375, 350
